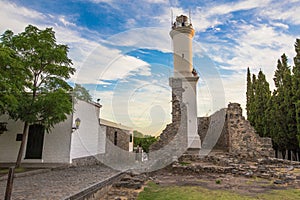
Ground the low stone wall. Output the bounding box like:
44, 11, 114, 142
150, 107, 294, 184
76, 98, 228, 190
176, 153, 300, 184
64, 172, 125, 200
71, 155, 102, 167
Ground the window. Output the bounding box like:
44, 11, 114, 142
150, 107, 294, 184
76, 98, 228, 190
16, 134, 23, 141
129, 134, 133, 142
114, 131, 117, 145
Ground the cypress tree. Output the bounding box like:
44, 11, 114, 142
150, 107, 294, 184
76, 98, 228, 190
246, 67, 253, 119
272, 54, 298, 156
292, 39, 300, 150
245, 39, 300, 158
266, 94, 277, 149
248, 74, 257, 127
253, 70, 271, 137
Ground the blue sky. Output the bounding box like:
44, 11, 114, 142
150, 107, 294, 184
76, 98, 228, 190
1, 0, 300, 135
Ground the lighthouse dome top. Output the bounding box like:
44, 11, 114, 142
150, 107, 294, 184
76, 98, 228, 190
172, 14, 193, 29
170, 14, 195, 38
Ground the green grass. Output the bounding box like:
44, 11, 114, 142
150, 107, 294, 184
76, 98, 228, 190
260, 189, 300, 200
178, 161, 191, 166
0, 167, 27, 175
137, 181, 300, 200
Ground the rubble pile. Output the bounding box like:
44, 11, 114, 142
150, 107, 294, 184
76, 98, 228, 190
173, 153, 300, 185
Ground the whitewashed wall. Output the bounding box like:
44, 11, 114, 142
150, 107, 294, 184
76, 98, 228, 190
98, 125, 106, 154
43, 116, 72, 163
0, 114, 72, 164
0, 99, 119, 164
70, 100, 105, 159
0, 115, 25, 163
183, 79, 201, 149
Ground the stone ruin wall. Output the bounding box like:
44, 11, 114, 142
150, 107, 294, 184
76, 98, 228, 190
227, 103, 274, 158
149, 78, 187, 152
148, 78, 188, 169
198, 103, 274, 159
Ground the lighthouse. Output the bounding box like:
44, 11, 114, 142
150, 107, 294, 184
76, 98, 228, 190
169, 15, 201, 152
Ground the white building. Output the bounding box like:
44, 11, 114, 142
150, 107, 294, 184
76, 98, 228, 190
0, 99, 133, 165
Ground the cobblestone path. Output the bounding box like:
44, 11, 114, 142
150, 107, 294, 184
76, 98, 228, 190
0, 164, 119, 200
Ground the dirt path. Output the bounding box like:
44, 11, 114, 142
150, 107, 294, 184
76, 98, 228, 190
149, 170, 296, 196
101, 153, 300, 199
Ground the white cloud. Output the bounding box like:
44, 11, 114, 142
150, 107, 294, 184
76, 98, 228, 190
93, 77, 172, 135
88, 0, 113, 3
73, 44, 151, 84
0, 1, 46, 33
196, 4, 297, 100
270, 22, 289, 29
0, 1, 99, 63
187, 0, 299, 116
124, 18, 137, 29
150, 0, 272, 35
197, 71, 247, 117
208, 23, 296, 89
0, 1, 153, 87
107, 27, 172, 53
97, 80, 112, 85
259, 1, 300, 25
205, 0, 271, 16
58, 16, 76, 27
145, 0, 169, 4
222, 72, 247, 112
153, 6, 185, 28
189, 0, 272, 32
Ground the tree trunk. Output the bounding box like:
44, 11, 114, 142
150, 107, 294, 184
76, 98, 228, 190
15, 122, 29, 168
275, 149, 278, 158
282, 150, 286, 159
288, 149, 292, 160
293, 150, 296, 161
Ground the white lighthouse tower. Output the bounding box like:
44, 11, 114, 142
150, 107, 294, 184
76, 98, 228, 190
169, 15, 201, 152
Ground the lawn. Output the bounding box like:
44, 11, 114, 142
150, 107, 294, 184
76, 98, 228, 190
137, 181, 300, 200
0, 167, 27, 176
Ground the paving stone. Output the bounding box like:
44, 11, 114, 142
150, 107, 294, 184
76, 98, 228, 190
0, 164, 119, 200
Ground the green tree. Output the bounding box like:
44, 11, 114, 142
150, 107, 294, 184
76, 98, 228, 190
246, 67, 253, 119
292, 39, 300, 146
0, 40, 24, 114
248, 74, 257, 127
246, 40, 300, 158
133, 130, 144, 138
296, 100, 300, 146
133, 130, 158, 153
253, 70, 271, 137
1, 25, 75, 167
73, 83, 92, 102
272, 54, 298, 157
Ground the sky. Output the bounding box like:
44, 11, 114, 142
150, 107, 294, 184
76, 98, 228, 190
1, 0, 300, 135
